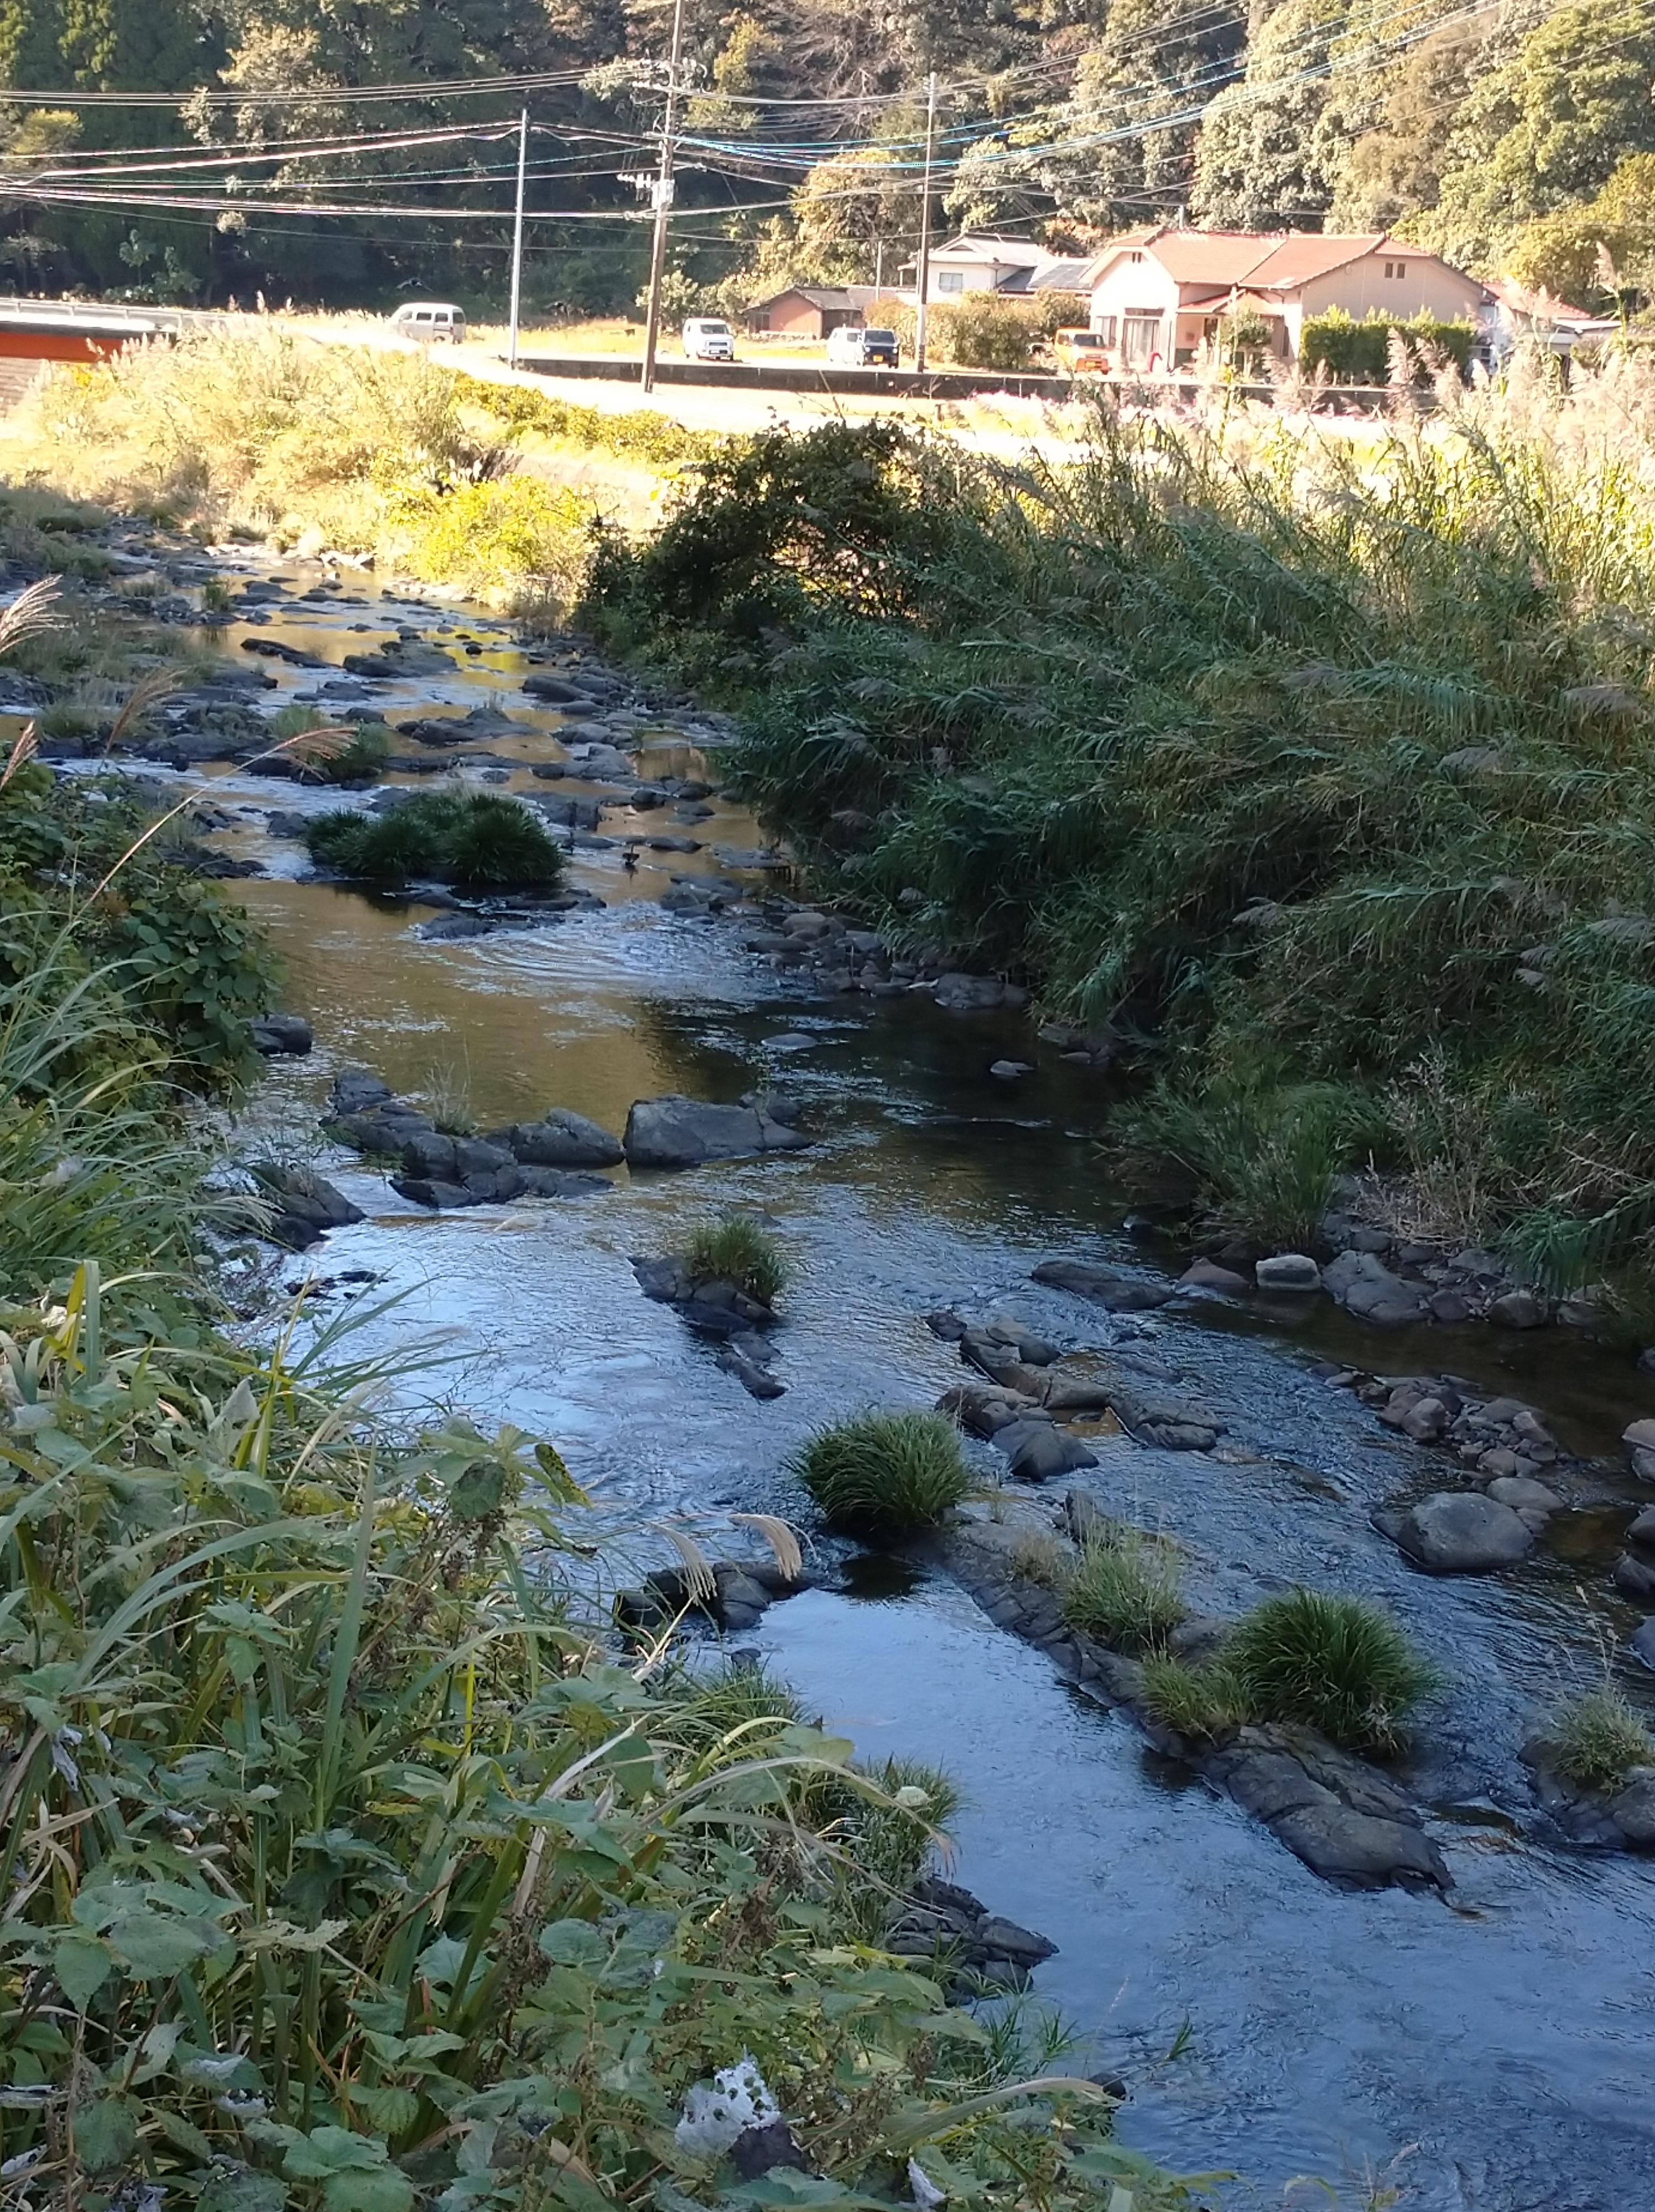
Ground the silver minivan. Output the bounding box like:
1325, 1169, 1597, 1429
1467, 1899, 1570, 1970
391, 302, 466, 345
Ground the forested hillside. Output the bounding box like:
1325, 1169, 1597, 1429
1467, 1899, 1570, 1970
0, 1, 1652, 316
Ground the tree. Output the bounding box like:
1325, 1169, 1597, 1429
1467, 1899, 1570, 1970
1503, 152, 1655, 308
1328, 12, 1490, 231
1191, 0, 1355, 232
1423, 0, 1655, 267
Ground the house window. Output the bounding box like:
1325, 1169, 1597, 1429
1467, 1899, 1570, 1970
1130, 251, 1144, 264
1383, 259, 1405, 279
1122, 314, 1161, 367
1095, 315, 1117, 345
936, 269, 965, 294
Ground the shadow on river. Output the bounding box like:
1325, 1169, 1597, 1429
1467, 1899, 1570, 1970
167, 569, 1655, 2210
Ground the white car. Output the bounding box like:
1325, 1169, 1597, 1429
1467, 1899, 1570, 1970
682, 317, 735, 362
390, 302, 466, 345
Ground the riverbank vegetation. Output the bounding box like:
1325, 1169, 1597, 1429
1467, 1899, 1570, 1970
794, 1411, 972, 1537
1552, 1687, 1655, 1792
0, 332, 702, 607
582, 349, 1655, 1302
0, 633, 1196, 2212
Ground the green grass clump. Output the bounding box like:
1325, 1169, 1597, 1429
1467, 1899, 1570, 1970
305, 790, 565, 893
1141, 1655, 1256, 1743
269, 703, 392, 784
683, 1213, 787, 1305
793, 1410, 970, 1537
1553, 1687, 1655, 1793
1060, 1524, 1186, 1653
1225, 1589, 1438, 1754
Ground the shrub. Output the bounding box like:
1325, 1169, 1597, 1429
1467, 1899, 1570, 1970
793, 1409, 971, 1537
1141, 1655, 1255, 1741
305, 791, 565, 893
1225, 1589, 1438, 1754
388, 474, 593, 604
683, 1213, 788, 1305
1552, 1687, 1655, 1792
931, 295, 1071, 374
1061, 1524, 1186, 1652
1300, 306, 1476, 382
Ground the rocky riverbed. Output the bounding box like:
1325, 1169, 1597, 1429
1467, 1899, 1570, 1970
19, 535, 1655, 2208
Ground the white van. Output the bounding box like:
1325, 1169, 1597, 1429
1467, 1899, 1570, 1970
391, 302, 466, 345
681, 317, 734, 362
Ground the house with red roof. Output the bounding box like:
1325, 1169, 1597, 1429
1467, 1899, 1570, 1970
1082, 227, 1491, 369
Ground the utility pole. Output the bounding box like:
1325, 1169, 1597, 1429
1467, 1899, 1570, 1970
507, 107, 529, 369
641, 0, 688, 394
874, 237, 884, 295
914, 70, 938, 372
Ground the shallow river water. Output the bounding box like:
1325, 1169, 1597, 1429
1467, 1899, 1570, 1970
159, 570, 1655, 2209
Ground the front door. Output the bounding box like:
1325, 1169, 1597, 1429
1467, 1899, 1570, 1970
1122, 314, 1162, 368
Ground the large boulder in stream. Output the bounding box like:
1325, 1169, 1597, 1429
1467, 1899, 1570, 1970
250, 1164, 364, 1250
491, 1110, 624, 1168
623, 1094, 809, 1170
1380, 1490, 1534, 1573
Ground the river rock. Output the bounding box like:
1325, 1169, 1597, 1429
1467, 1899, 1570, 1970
1489, 1288, 1547, 1329
1607, 1772, 1655, 1847
1179, 1259, 1250, 1294
1255, 1253, 1321, 1291
1622, 1419, 1655, 1481
1486, 1476, 1562, 1524
1614, 1551, 1655, 1600
715, 1336, 785, 1401
342, 640, 455, 680
993, 1420, 1099, 1483
251, 1012, 313, 1055
623, 1094, 810, 1169
1031, 1259, 1175, 1312
330, 1068, 395, 1116
1631, 1619, 1655, 1671
250, 1163, 365, 1250
1626, 1506, 1655, 1549
936, 1384, 1045, 1438
1321, 1249, 1425, 1327
1043, 1357, 1221, 1450
1384, 1491, 1534, 1572
933, 973, 1009, 1010
491, 1109, 624, 1168
522, 672, 600, 706
1210, 1729, 1449, 1888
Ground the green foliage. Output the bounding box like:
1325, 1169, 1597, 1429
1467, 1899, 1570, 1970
1552, 1686, 1655, 1792
1060, 1524, 1186, 1654
1225, 1590, 1438, 1754
792, 1410, 971, 1537
683, 1213, 788, 1305
932, 295, 1070, 374
1140, 1656, 1255, 1743
1300, 308, 1476, 384
0, 1281, 1175, 2212
269, 705, 392, 785
585, 393, 1655, 1295
305, 792, 566, 894
388, 476, 594, 606
454, 373, 715, 467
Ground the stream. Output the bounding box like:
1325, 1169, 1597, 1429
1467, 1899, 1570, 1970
126, 566, 1655, 2208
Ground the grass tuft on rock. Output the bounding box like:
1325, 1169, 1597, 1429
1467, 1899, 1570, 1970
684, 1213, 787, 1306
1553, 1687, 1655, 1793
305, 790, 565, 893
793, 1410, 970, 1538
1060, 1523, 1186, 1653
1141, 1655, 1256, 1743
1225, 1589, 1438, 1755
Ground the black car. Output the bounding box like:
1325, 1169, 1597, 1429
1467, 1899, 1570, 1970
827, 325, 899, 368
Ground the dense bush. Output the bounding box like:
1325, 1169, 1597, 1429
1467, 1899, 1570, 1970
306, 791, 566, 893
1300, 307, 1476, 382
581, 372, 1655, 1288
792, 1409, 971, 1536
455, 373, 715, 466
1225, 1590, 1438, 1754
932, 295, 1072, 373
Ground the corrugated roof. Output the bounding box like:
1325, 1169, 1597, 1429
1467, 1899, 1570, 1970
746, 286, 856, 310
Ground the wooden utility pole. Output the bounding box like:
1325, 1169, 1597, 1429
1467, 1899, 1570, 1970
641, 0, 688, 394
914, 71, 938, 372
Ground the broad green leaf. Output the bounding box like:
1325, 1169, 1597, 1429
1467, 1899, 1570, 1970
322, 2171, 414, 2212
52, 1934, 112, 2009
107, 1912, 218, 1978
198, 2170, 288, 2212
75, 2094, 139, 2171
350, 2085, 420, 2137
155, 2106, 215, 2161
284, 2126, 398, 2179
538, 1918, 608, 1966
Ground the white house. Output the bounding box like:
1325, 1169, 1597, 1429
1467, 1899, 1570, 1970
1081, 228, 1492, 368
903, 233, 1092, 302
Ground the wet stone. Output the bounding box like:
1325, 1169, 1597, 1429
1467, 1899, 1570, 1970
1382, 1491, 1534, 1573
1031, 1259, 1175, 1312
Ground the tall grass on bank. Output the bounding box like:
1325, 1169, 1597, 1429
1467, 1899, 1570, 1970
793, 1410, 971, 1537
580, 349, 1655, 1289
3, 329, 598, 603
0, 1274, 1184, 2212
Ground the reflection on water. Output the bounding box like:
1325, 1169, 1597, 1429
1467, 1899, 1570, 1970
191, 571, 1655, 2209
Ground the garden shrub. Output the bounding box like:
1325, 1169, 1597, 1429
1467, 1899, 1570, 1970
1300, 306, 1476, 381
